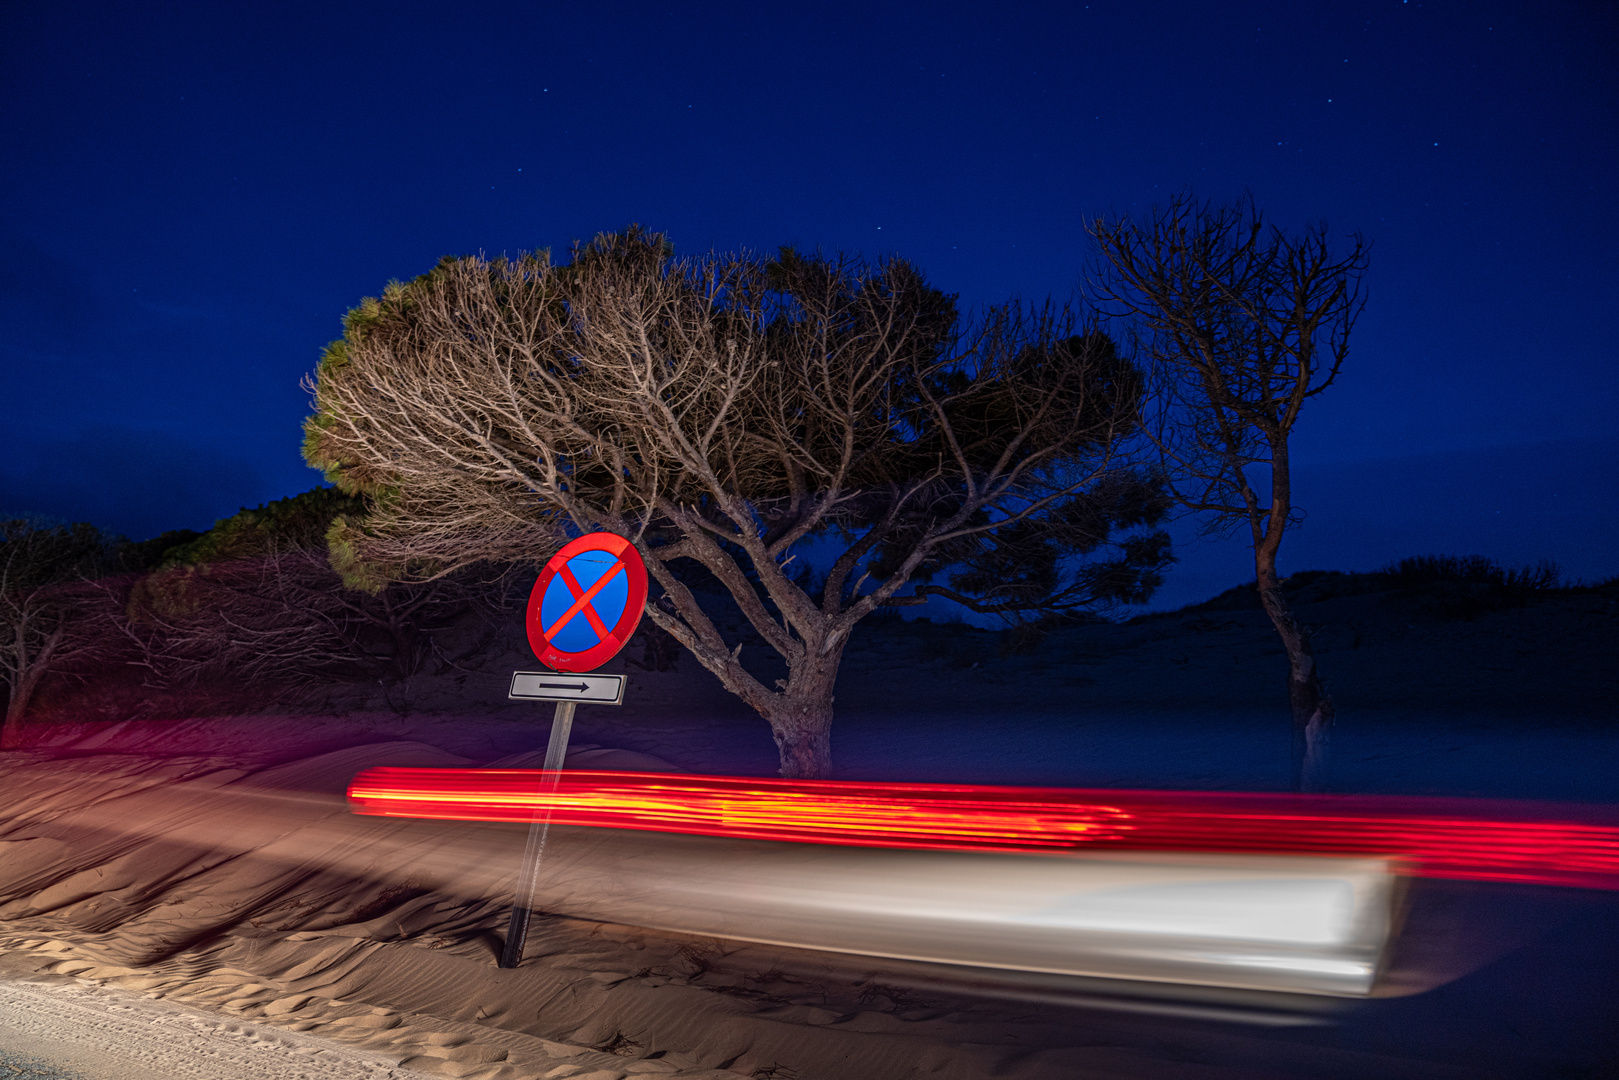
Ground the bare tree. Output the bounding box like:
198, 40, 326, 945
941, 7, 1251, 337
122, 552, 350, 691
1091, 196, 1369, 791
123, 547, 513, 694
0, 519, 118, 728
110, 486, 517, 698
304, 230, 1171, 777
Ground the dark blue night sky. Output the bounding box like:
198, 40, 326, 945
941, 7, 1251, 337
2, 1, 1614, 608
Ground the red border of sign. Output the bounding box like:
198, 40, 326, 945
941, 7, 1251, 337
525, 533, 648, 673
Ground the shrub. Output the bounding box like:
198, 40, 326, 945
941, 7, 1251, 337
1379, 554, 1561, 620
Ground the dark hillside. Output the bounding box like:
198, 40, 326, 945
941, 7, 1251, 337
9, 560, 1614, 798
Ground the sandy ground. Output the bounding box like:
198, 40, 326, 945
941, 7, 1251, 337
0, 741, 1615, 1079
0, 584, 1614, 1078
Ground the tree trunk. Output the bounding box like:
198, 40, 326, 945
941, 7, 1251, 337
1254, 556, 1334, 792
5, 656, 47, 730
640, 554, 845, 779
4, 622, 62, 731
771, 709, 833, 780
763, 665, 838, 780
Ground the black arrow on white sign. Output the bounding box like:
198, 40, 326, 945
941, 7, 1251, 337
508, 672, 626, 705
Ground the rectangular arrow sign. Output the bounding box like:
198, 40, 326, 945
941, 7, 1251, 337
508, 671, 626, 705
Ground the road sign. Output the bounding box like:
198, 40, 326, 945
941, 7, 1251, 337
509, 671, 626, 705
504, 533, 647, 968
525, 533, 648, 673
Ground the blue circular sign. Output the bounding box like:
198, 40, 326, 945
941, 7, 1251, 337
524, 533, 649, 672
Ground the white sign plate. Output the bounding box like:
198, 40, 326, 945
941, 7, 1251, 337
509, 671, 626, 705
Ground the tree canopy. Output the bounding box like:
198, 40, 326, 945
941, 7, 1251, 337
305, 228, 1171, 776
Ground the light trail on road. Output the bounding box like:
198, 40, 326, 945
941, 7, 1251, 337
348, 769, 1619, 890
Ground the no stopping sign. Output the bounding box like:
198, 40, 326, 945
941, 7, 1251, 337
525, 533, 649, 673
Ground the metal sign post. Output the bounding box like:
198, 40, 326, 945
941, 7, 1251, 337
497, 698, 575, 970
498, 534, 647, 969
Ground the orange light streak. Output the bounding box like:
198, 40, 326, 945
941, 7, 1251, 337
346, 769, 1619, 890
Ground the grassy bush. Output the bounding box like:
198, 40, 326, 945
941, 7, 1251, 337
1378, 555, 1561, 620
1381, 554, 1560, 591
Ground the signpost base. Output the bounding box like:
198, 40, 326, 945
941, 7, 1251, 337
498, 699, 576, 969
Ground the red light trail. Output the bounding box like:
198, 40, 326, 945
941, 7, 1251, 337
347, 769, 1619, 891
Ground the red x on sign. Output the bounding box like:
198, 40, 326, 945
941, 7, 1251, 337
525, 533, 649, 673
